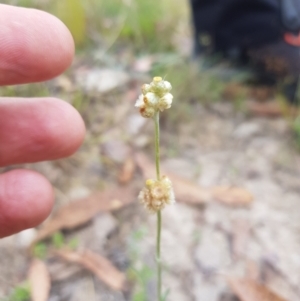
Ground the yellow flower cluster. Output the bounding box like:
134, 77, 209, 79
138, 176, 175, 213
135, 77, 173, 118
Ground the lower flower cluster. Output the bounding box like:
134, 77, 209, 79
138, 176, 175, 213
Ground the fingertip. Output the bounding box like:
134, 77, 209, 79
0, 4, 75, 85
43, 98, 86, 159
0, 170, 54, 238
0, 97, 86, 165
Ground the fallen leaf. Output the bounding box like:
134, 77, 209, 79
54, 249, 126, 291
211, 186, 253, 206
223, 82, 248, 101
31, 186, 135, 246
135, 152, 208, 203
228, 278, 287, 301
170, 174, 211, 204
135, 151, 156, 177
28, 259, 51, 301
53, 75, 73, 92
48, 260, 82, 282
247, 101, 282, 117
135, 152, 253, 206
250, 86, 275, 101
118, 157, 136, 184
245, 260, 260, 281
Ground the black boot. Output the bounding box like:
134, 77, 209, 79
190, 0, 300, 102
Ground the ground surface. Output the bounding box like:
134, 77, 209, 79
1, 59, 300, 300
1, 1, 300, 300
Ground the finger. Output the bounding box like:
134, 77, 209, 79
0, 97, 85, 166
0, 169, 54, 238
0, 4, 74, 85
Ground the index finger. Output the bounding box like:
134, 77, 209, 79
0, 4, 74, 85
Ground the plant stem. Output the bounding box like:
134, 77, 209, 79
157, 210, 162, 301
154, 111, 162, 301
155, 111, 161, 181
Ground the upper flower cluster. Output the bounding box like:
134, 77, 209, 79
135, 76, 173, 118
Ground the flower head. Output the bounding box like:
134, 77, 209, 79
138, 176, 175, 213
136, 77, 173, 118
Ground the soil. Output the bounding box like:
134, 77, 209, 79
1, 53, 300, 301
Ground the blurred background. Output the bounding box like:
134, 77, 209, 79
1, 1, 300, 301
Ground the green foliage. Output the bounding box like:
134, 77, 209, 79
151, 56, 225, 102
127, 227, 155, 301
293, 116, 300, 148
52, 231, 65, 249
0, 84, 49, 98
52, 231, 79, 250
68, 237, 79, 250
72, 90, 87, 112
33, 242, 47, 259
33, 232, 78, 259
120, 0, 186, 51
128, 266, 154, 301
14, 0, 33, 7
3, 283, 30, 301
161, 288, 170, 301
5, 0, 188, 51
54, 0, 86, 46
121, 0, 162, 44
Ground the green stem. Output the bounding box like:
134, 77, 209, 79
157, 210, 162, 301
154, 111, 162, 301
155, 111, 161, 181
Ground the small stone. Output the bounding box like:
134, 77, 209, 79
195, 227, 231, 271
76, 68, 129, 93
15, 229, 37, 248
233, 122, 261, 139
126, 114, 146, 135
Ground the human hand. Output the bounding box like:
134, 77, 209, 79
0, 4, 85, 238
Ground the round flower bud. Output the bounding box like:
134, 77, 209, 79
158, 93, 173, 111
144, 92, 159, 107
140, 106, 155, 118
142, 84, 151, 95
153, 76, 163, 82
135, 94, 145, 108
156, 80, 172, 95
150, 77, 172, 97
162, 81, 172, 93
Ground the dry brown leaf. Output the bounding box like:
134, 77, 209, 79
135, 152, 156, 177
135, 152, 253, 206
118, 157, 135, 184
169, 173, 211, 204
32, 186, 135, 246
223, 82, 249, 101
245, 260, 260, 281
28, 259, 51, 301
135, 152, 208, 204
48, 261, 82, 282
228, 278, 288, 301
247, 101, 282, 117
212, 186, 253, 206
250, 86, 274, 101
54, 75, 73, 92
54, 249, 126, 291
